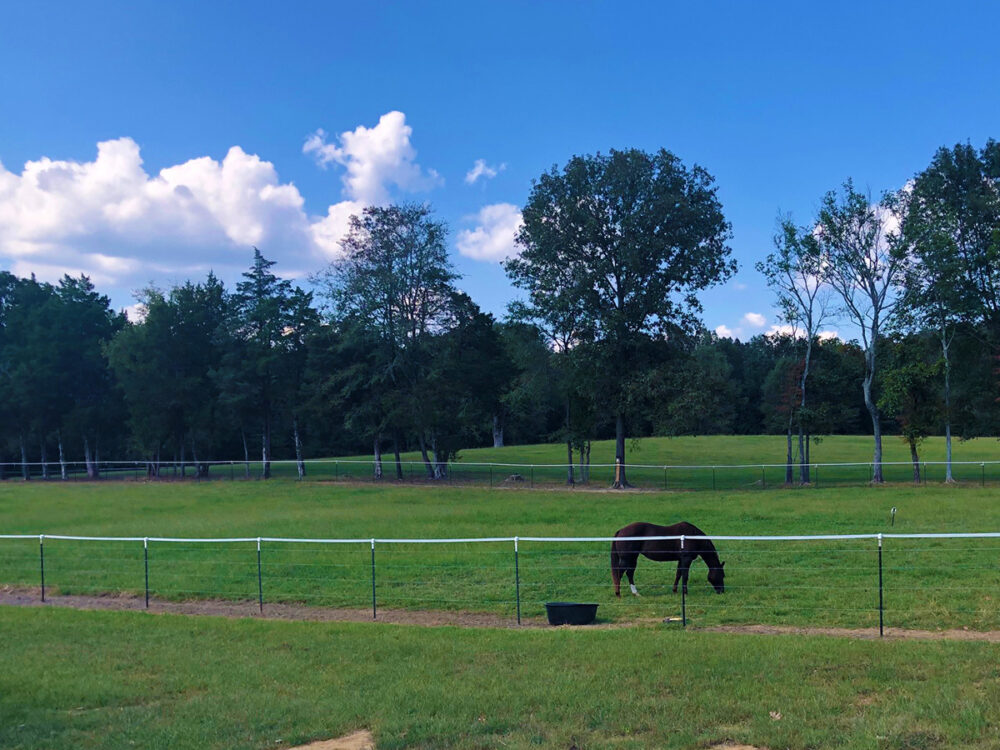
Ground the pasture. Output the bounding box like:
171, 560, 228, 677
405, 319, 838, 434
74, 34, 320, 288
4, 437, 1000, 749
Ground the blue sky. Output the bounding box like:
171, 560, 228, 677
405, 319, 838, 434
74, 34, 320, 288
2, 1, 999, 338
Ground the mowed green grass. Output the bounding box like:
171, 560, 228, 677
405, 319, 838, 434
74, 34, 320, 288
2, 477, 1000, 630
2, 606, 1000, 750
237, 434, 1000, 487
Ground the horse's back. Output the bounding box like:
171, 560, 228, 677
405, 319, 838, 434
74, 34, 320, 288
615, 521, 703, 538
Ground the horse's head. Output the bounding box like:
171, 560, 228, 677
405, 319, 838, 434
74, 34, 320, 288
707, 561, 725, 593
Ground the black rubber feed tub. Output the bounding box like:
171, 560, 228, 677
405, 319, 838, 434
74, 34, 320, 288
545, 602, 599, 626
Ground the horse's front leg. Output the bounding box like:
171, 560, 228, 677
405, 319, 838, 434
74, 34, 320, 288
680, 556, 693, 595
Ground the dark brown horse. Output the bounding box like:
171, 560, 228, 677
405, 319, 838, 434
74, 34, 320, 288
611, 521, 725, 597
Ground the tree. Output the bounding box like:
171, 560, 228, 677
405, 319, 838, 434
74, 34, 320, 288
816, 181, 905, 483
756, 217, 832, 483
878, 335, 942, 483
316, 204, 459, 479
228, 249, 298, 479
507, 148, 735, 487
900, 142, 1000, 480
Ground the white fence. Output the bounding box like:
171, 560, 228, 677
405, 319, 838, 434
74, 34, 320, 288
3, 531, 1000, 634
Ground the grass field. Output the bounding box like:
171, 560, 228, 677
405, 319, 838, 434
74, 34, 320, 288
3, 607, 1000, 750
2, 474, 1000, 630
168, 434, 1000, 488
4, 436, 1000, 749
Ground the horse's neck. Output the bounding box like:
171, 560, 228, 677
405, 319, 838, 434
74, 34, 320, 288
699, 545, 720, 567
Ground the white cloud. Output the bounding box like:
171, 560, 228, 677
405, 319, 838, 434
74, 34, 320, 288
302, 111, 442, 256
732, 281, 748, 290
303, 111, 441, 203
715, 325, 736, 338
123, 303, 147, 322
456, 203, 523, 262
766, 323, 840, 341
0, 111, 443, 284
0, 137, 315, 283
465, 159, 505, 185
742, 312, 766, 328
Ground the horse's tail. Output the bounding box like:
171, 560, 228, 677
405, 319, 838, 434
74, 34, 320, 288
610, 536, 623, 596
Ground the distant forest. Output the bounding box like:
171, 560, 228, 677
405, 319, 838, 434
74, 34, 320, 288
2, 141, 1000, 484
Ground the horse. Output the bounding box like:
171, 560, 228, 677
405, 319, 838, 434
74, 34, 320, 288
610, 521, 725, 597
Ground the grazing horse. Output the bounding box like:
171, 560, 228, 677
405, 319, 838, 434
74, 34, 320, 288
611, 521, 725, 597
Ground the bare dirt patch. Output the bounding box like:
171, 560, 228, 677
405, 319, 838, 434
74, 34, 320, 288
706, 745, 769, 750
288, 729, 374, 750
5, 586, 1000, 640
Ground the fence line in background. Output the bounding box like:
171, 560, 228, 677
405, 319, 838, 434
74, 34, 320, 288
0, 457, 997, 492
4, 531, 1000, 636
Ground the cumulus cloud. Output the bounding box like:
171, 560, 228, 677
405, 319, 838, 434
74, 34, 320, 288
766, 323, 839, 341
0, 137, 314, 283
456, 203, 523, 262
303, 111, 441, 203
0, 111, 444, 286
464, 158, 505, 185
742, 312, 766, 328
302, 111, 442, 256
715, 325, 735, 338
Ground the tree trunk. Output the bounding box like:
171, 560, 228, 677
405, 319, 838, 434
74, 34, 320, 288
261, 423, 271, 480
492, 414, 504, 448
40, 440, 49, 480
19, 434, 29, 481
942, 332, 954, 483
798, 337, 813, 484
785, 424, 793, 485
566, 441, 575, 485
58, 432, 67, 480
910, 439, 920, 484
293, 417, 305, 480
373, 435, 383, 480
417, 432, 435, 479
241, 428, 250, 479
431, 435, 447, 480
863, 347, 884, 483
83, 435, 97, 479
805, 434, 810, 469
393, 435, 403, 480
612, 412, 630, 488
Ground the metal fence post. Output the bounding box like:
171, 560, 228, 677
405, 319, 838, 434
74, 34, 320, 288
490, 465, 493, 489
680, 535, 686, 627
370, 538, 377, 620
761, 465, 766, 489
257, 537, 263, 614
877, 533, 884, 637
712, 467, 716, 492
663, 466, 667, 490
982, 463, 986, 487
39, 534, 45, 602
815, 464, 819, 488
530, 466, 534, 489
144, 537, 149, 608
514, 536, 521, 626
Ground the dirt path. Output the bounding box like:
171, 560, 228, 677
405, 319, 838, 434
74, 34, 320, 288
4, 586, 1000, 641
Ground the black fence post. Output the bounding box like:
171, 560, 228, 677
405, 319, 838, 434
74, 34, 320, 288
712, 467, 716, 492
877, 533, 884, 638
370, 539, 377, 620
815, 464, 819, 488
761, 466, 766, 489
530, 466, 534, 489
257, 537, 263, 614
663, 467, 667, 491
39, 534, 45, 602
982, 463, 986, 487
490, 465, 494, 489
514, 537, 521, 626
144, 537, 149, 608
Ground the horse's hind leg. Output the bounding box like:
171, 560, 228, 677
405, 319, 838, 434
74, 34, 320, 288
672, 563, 683, 594
611, 549, 623, 597
625, 564, 640, 596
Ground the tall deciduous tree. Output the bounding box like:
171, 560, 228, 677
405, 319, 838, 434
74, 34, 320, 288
901, 142, 1000, 481
756, 217, 832, 484
816, 181, 905, 483
507, 148, 735, 487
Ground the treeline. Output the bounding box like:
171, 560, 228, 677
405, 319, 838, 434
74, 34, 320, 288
1, 141, 999, 482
